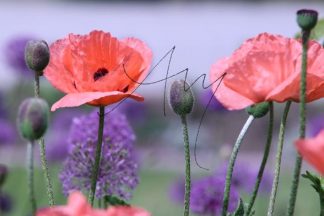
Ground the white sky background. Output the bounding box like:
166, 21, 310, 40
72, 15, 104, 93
0, 1, 323, 95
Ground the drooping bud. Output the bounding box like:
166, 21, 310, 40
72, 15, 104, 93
0, 164, 7, 188
169, 80, 194, 116
17, 98, 49, 141
297, 9, 318, 31
246, 102, 270, 118
25, 40, 50, 74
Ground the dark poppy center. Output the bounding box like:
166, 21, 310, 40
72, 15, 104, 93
93, 68, 109, 81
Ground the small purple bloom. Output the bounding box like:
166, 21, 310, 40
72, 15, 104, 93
199, 90, 226, 111
308, 115, 324, 137
118, 100, 148, 122
4, 35, 36, 77
0, 192, 12, 213
190, 176, 239, 215
169, 177, 185, 204
60, 108, 139, 200
0, 119, 16, 146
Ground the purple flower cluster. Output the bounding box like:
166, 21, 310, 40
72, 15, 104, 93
190, 176, 239, 215
199, 90, 226, 112
60, 109, 139, 200
308, 115, 324, 137
4, 36, 37, 77
0, 192, 12, 213
0, 94, 16, 146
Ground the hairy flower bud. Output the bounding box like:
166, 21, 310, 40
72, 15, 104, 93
297, 9, 318, 31
17, 98, 49, 141
25, 40, 50, 74
0, 164, 7, 188
170, 80, 194, 116
246, 102, 270, 118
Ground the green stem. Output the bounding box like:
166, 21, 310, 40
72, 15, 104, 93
27, 142, 36, 215
34, 71, 55, 206
267, 101, 292, 216
88, 106, 105, 206
221, 115, 255, 216
245, 102, 274, 216
286, 30, 309, 216
181, 115, 191, 216
320, 191, 324, 216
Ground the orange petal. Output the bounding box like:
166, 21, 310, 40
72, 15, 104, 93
51, 91, 144, 111
295, 130, 324, 175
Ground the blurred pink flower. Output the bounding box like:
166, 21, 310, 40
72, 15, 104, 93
210, 33, 324, 110
295, 130, 324, 175
36, 191, 150, 216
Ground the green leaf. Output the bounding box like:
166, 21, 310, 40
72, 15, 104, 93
302, 171, 324, 198
228, 198, 245, 216
104, 195, 130, 206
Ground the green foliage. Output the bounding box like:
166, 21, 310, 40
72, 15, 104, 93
104, 195, 130, 206
302, 171, 324, 198
295, 18, 324, 40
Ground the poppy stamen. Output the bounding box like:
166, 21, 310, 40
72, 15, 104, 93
93, 68, 109, 81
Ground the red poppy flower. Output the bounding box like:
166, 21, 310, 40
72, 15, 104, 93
36, 191, 151, 216
44, 30, 152, 111
210, 33, 324, 110
295, 130, 324, 175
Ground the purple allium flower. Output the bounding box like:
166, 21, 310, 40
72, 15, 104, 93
0, 119, 16, 146
308, 115, 324, 137
0, 94, 6, 119
4, 35, 36, 77
217, 161, 272, 194
46, 109, 85, 162
190, 176, 239, 215
0, 192, 12, 213
199, 90, 226, 111
169, 177, 185, 204
118, 100, 148, 122
60, 109, 139, 200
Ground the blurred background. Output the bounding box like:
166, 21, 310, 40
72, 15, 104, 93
0, 0, 323, 215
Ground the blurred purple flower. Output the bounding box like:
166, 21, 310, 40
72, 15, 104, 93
4, 35, 36, 77
190, 176, 239, 215
0, 94, 6, 119
199, 90, 226, 111
0, 119, 16, 146
217, 161, 272, 194
60, 108, 139, 200
0, 192, 12, 213
118, 100, 148, 122
308, 115, 324, 137
46, 109, 84, 162
169, 177, 185, 204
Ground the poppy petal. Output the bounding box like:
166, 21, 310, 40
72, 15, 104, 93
295, 130, 324, 175
51, 91, 144, 111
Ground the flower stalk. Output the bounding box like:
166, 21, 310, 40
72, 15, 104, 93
245, 102, 274, 216
88, 106, 105, 206
221, 115, 255, 216
267, 101, 291, 216
27, 141, 36, 215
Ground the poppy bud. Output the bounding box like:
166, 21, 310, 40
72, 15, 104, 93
17, 98, 49, 141
169, 80, 194, 116
0, 164, 7, 188
297, 9, 318, 31
246, 102, 270, 118
25, 40, 50, 74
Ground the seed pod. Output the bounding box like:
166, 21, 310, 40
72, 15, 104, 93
25, 40, 50, 74
169, 80, 194, 116
17, 98, 49, 141
246, 102, 270, 118
297, 9, 318, 31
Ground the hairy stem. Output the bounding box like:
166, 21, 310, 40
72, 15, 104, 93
27, 142, 36, 215
34, 71, 55, 206
245, 102, 274, 216
221, 115, 255, 216
181, 115, 191, 216
286, 31, 309, 216
267, 101, 291, 216
88, 106, 105, 206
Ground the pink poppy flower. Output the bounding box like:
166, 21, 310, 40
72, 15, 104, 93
295, 130, 324, 175
36, 191, 151, 216
210, 33, 324, 110
44, 30, 152, 111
